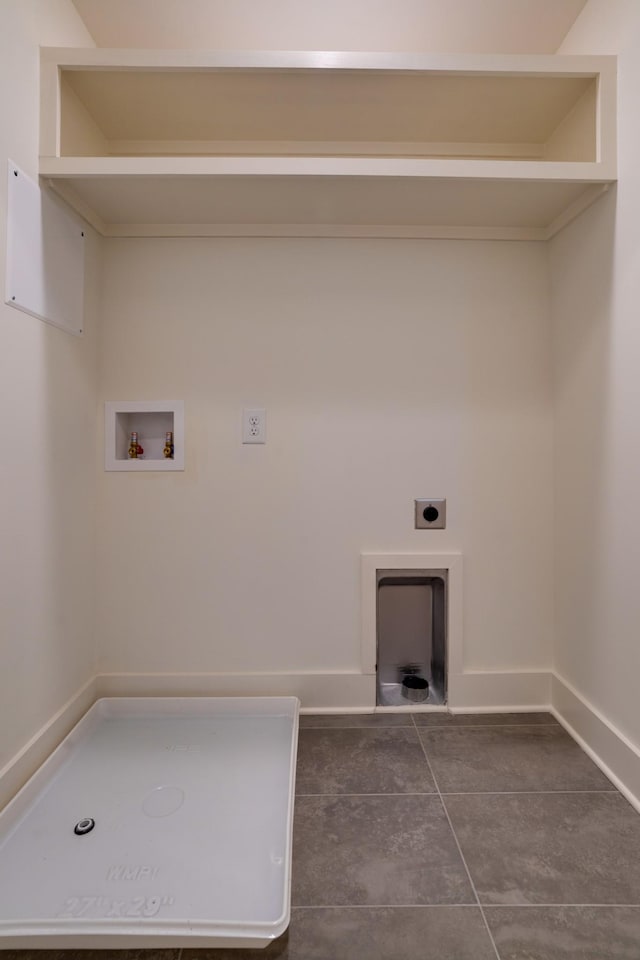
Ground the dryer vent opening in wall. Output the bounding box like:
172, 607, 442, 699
376, 569, 447, 707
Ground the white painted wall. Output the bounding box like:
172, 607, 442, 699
0, 1, 98, 772
551, 1, 640, 744
96, 238, 554, 683
71, 0, 586, 55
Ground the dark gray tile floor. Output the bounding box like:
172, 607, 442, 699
295, 726, 437, 794
4, 711, 640, 959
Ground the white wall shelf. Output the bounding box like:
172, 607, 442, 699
105, 400, 184, 471
41, 49, 616, 241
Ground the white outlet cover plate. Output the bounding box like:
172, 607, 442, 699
242, 408, 266, 444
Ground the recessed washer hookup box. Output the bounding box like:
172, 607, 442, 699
0, 697, 299, 949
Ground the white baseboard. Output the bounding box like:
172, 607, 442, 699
448, 670, 552, 710
551, 673, 640, 814
96, 669, 555, 712
96, 671, 376, 709
0, 675, 98, 812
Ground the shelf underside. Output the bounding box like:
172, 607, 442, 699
47, 172, 610, 239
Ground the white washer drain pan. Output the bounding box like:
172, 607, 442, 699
0, 697, 299, 949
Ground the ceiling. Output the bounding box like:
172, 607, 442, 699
71, 0, 587, 54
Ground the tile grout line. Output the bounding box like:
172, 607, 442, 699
411, 713, 503, 960
301, 720, 560, 730
292, 902, 483, 909
296, 791, 438, 797
480, 903, 640, 908
291, 901, 640, 909
295, 789, 618, 798
438, 789, 618, 796
414, 723, 561, 730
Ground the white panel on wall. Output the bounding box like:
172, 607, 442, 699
5, 161, 84, 335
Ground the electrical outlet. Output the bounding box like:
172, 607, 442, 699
242, 408, 266, 444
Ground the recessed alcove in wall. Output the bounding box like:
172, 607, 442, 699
377, 569, 447, 707
104, 400, 184, 471
361, 553, 462, 709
